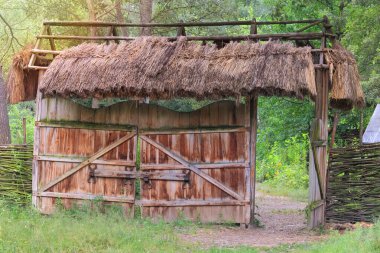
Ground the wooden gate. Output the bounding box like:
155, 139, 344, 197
33, 95, 251, 223
138, 102, 250, 223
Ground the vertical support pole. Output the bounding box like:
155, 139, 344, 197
249, 93, 258, 225
177, 20, 186, 36
22, 117, 27, 145
329, 112, 339, 150
359, 110, 364, 143
32, 70, 45, 208
309, 35, 329, 227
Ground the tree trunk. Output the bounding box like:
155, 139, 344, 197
139, 0, 153, 35
86, 0, 97, 37
115, 0, 129, 36
0, 67, 11, 144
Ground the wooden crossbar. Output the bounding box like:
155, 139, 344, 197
39, 132, 136, 192
35, 192, 135, 203
139, 135, 244, 201
43, 19, 324, 27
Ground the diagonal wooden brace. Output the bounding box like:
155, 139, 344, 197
140, 135, 244, 201
39, 132, 136, 192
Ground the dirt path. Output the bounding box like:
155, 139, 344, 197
180, 192, 327, 248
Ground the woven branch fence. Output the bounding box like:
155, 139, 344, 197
0, 145, 33, 205
326, 143, 380, 223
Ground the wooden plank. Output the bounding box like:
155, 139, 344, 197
140, 126, 246, 135
137, 199, 249, 207
40, 132, 136, 192
249, 94, 258, 225
36, 155, 135, 166
37, 32, 331, 42
35, 192, 134, 203
141, 162, 248, 170
93, 169, 188, 181
140, 135, 244, 201
36, 121, 135, 131
43, 19, 324, 28
32, 70, 45, 208
31, 49, 61, 55
308, 39, 329, 228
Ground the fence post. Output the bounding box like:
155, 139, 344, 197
23, 117, 27, 145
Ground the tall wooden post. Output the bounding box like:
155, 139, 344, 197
32, 70, 45, 208
309, 26, 329, 227
249, 93, 258, 225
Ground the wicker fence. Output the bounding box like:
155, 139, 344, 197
326, 143, 380, 223
0, 145, 33, 205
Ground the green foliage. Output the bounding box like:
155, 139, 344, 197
7, 102, 35, 144
155, 98, 213, 112
257, 133, 309, 190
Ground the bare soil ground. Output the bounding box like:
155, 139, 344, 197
180, 192, 328, 248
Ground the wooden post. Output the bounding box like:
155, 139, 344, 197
329, 112, 339, 150
249, 93, 258, 225
359, 109, 364, 143
22, 117, 27, 145
309, 42, 329, 228
32, 70, 45, 208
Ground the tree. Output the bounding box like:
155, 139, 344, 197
86, 0, 97, 36
115, 0, 129, 36
140, 0, 153, 35
0, 67, 11, 144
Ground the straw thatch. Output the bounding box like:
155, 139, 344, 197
325, 43, 365, 110
6, 45, 39, 104
40, 37, 317, 100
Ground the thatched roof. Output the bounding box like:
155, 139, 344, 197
6, 45, 39, 104
325, 43, 364, 109
6, 37, 363, 110
40, 37, 317, 101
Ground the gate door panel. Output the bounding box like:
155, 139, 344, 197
138, 101, 250, 224
35, 124, 137, 215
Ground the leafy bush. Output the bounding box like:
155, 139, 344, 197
257, 134, 309, 190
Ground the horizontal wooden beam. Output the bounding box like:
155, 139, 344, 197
140, 126, 246, 135
93, 169, 188, 181
27, 65, 49, 70
141, 162, 248, 170
37, 32, 334, 42
43, 19, 324, 28
137, 199, 249, 207
314, 64, 329, 69
36, 121, 136, 131
31, 49, 62, 55
36, 155, 135, 167
34, 191, 134, 203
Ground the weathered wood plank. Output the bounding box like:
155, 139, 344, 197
140, 135, 244, 201
36, 155, 135, 166
93, 169, 188, 181
40, 132, 136, 192
137, 199, 249, 207
35, 192, 134, 203
141, 162, 248, 170
140, 126, 246, 135
36, 121, 135, 131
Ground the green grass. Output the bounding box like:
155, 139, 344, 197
0, 203, 195, 253
256, 183, 308, 202
0, 201, 378, 253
